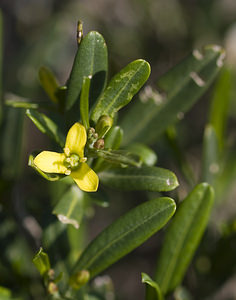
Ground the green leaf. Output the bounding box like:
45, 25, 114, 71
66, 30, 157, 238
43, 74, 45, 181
91, 59, 151, 123
126, 143, 157, 166
5, 93, 51, 109
93, 126, 123, 172
94, 149, 142, 168
165, 126, 195, 187
53, 186, 85, 229
142, 273, 163, 300
209, 67, 232, 150
26, 109, 65, 147
201, 125, 219, 185
66, 31, 108, 110
0, 9, 3, 124
104, 126, 123, 150
154, 183, 214, 295
28, 152, 64, 181
33, 247, 51, 276
1, 108, 25, 179
99, 166, 179, 192
72, 197, 176, 279
38, 66, 60, 104
80, 76, 91, 130
121, 45, 225, 145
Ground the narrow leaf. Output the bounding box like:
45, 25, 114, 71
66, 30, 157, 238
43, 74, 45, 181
38, 66, 60, 104
80, 76, 91, 129
53, 186, 85, 229
0, 9, 3, 124
154, 183, 214, 295
26, 109, 65, 147
121, 45, 225, 145
91, 59, 151, 123
142, 273, 163, 300
126, 143, 157, 166
94, 149, 142, 168
72, 197, 176, 279
66, 31, 108, 110
93, 126, 123, 172
209, 67, 232, 150
99, 166, 179, 192
201, 125, 220, 185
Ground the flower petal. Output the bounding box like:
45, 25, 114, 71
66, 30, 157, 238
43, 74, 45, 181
71, 163, 99, 192
65, 123, 86, 157
34, 151, 67, 174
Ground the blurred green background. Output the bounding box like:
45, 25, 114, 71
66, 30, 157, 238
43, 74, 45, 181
1, 0, 236, 299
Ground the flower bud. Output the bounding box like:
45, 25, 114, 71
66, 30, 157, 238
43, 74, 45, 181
95, 115, 113, 138
70, 270, 90, 290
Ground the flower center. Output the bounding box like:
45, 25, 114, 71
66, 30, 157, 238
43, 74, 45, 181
64, 153, 80, 171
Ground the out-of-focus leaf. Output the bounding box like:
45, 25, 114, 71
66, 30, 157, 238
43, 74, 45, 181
0, 287, 11, 298
28, 152, 64, 181
165, 126, 195, 187
201, 125, 219, 185
80, 76, 91, 129
0, 9, 3, 124
72, 197, 176, 280
5, 93, 51, 109
53, 186, 85, 229
154, 183, 214, 295
66, 31, 108, 110
91, 59, 150, 123
99, 166, 179, 192
209, 67, 232, 150
33, 247, 51, 276
126, 143, 157, 166
142, 273, 163, 300
174, 286, 193, 300
38, 66, 60, 104
121, 45, 225, 145
26, 109, 65, 147
1, 108, 24, 179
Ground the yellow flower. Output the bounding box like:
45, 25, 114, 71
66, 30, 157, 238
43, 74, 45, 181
34, 123, 99, 192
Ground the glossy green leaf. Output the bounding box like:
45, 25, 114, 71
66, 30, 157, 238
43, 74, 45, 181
121, 45, 225, 145
154, 183, 214, 295
66, 31, 108, 110
28, 152, 64, 181
142, 273, 163, 300
80, 76, 91, 129
33, 247, 51, 276
72, 197, 176, 279
91, 59, 151, 123
53, 186, 85, 229
26, 109, 65, 147
104, 126, 123, 150
201, 125, 219, 185
209, 67, 232, 150
38, 66, 59, 104
99, 166, 179, 192
126, 143, 157, 166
